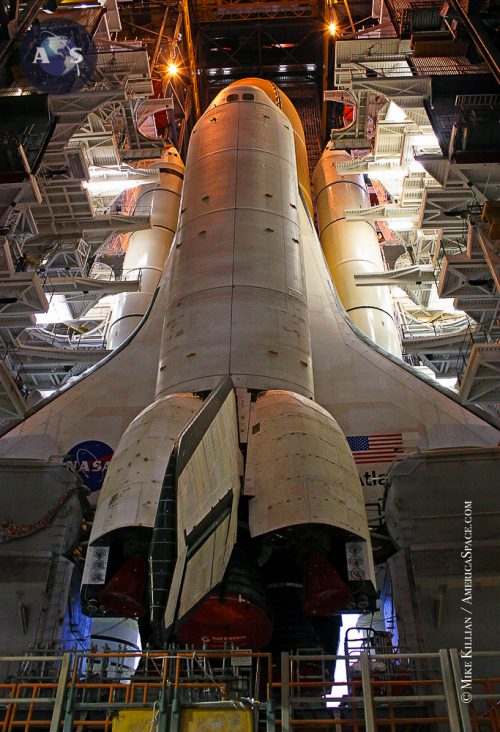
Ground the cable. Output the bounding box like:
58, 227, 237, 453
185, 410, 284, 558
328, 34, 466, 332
148, 701, 159, 732
0, 486, 79, 543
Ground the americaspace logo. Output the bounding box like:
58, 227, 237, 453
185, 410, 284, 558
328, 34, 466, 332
20, 19, 96, 94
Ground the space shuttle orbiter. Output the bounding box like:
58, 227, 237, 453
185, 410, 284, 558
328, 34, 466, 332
0, 80, 498, 651
81, 79, 377, 649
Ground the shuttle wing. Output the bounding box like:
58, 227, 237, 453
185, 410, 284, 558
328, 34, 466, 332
299, 198, 499, 453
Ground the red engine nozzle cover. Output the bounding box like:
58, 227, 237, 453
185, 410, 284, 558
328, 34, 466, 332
177, 594, 273, 649
98, 557, 147, 618
302, 554, 352, 616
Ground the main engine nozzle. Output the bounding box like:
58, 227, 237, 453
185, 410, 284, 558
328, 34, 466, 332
98, 557, 147, 618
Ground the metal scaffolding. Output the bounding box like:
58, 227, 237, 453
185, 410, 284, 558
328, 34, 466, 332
0, 648, 499, 731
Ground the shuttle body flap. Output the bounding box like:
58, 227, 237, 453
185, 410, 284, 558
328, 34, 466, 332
164, 380, 241, 635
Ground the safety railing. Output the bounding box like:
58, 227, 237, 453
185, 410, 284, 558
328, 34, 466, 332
22, 315, 112, 352
0, 649, 498, 731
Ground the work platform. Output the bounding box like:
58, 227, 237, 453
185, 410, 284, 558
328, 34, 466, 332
0, 648, 498, 731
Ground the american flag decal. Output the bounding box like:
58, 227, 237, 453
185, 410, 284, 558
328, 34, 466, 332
347, 433, 404, 464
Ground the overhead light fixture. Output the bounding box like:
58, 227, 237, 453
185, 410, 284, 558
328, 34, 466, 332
371, 167, 405, 181
411, 132, 439, 148
35, 295, 72, 326
83, 179, 141, 195
385, 102, 406, 123
328, 22, 336, 36
408, 160, 425, 174
386, 217, 417, 232
167, 63, 178, 76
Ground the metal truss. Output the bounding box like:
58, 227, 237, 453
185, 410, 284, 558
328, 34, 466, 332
192, 0, 318, 23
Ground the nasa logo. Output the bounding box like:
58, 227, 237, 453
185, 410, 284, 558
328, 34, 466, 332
19, 19, 96, 94
64, 440, 114, 493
